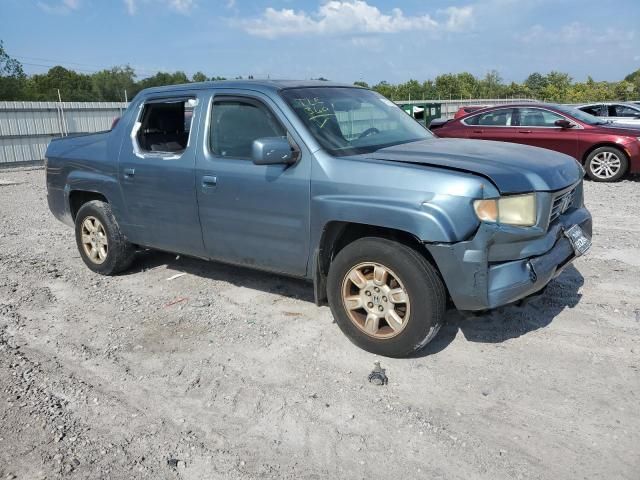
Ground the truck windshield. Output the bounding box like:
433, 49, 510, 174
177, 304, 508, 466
281, 87, 433, 155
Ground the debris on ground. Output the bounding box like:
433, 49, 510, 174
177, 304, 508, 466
166, 273, 186, 281
368, 361, 388, 385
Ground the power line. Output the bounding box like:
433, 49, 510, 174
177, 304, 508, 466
13, 54, 262, 80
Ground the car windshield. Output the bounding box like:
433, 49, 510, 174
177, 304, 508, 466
553, 104, 608, 125
281, 87, 433, 155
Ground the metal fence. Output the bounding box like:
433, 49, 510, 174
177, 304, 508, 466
397, 98, 539, 119
0, 101, 127, 165
0, 98, 541, 166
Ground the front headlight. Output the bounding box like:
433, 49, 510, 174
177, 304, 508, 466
473, 193, 537, 227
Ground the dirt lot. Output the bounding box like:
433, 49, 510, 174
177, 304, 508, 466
0, 167, 638, 480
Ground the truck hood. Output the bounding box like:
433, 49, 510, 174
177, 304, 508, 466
361, 138, 583, 194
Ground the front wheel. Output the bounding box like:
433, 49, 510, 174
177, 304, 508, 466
75, 200, 135, 275
327, 237, 446, 357
585, 146, 628, 182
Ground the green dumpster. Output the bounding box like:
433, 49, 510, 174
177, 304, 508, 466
396, 102, 442, 127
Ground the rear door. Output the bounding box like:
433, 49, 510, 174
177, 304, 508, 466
462, 108, 517, 142
195, 90, 311, 276
118, 93, 206, 256
511, 107, 579, 159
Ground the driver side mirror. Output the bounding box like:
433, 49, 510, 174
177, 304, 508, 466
555, 119, 574, 129
252, 137, 299, 165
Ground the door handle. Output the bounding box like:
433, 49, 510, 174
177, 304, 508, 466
518, 130, 532, 134
202, 175, 217, 188
123, 168, 135, 178
472, 130, 483, 134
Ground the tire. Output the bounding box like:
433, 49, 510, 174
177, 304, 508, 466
585, 146, 628, 182
327, 237, 446, 357
74, 200, 135, 275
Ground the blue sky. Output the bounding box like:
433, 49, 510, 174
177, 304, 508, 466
1, 0, 638, 84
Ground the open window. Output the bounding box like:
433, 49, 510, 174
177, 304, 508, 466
135, 98, 195, 155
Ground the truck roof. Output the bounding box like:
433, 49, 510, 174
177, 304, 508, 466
139, 79, 361, 97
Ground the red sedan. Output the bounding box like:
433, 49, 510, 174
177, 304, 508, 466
435, 103, 640, 181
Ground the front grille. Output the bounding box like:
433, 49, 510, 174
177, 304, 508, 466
549, 187, 576, 224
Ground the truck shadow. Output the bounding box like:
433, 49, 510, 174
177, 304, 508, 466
415, 264, 585, 357
129, 250, 584, 357
127, 250, 316, 303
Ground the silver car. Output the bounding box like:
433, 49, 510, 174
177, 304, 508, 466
577, 102, 640, 126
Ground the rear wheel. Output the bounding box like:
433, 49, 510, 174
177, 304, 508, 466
585, 146, 628, 182
75, 200, 135, 275
327, 237, 446, 357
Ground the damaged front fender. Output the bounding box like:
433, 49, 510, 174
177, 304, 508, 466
426, 206, 592, 311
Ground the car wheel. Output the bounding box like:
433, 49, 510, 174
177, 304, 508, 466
585, 146, 628, 182
75, 200, 135, 275
327, 237, 446, 358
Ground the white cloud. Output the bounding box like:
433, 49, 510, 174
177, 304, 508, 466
168, 0, 195, 13
242, 1, 472, 39
123, 0, 196, 16
37, 0, 81, 14
440, 6, 474, 32
124, 0, 136, 15
519, 21, 635, 46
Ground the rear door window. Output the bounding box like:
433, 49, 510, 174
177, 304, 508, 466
612, 104, 639, 117
135, 98, 196, 155
464, 108, 514, 126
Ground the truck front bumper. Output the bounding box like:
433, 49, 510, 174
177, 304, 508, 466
426, 206, 592, 311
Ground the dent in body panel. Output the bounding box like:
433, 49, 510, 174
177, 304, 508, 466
309, 150, 489, 254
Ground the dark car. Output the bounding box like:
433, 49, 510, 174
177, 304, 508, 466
45, 82, 591, 357
436, 103, 640, 181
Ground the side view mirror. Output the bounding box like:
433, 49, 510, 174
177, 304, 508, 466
555, 119, 574, 129
252, 137, 298, 165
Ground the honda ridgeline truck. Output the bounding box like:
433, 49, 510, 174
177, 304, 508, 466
46, 81, 592, 357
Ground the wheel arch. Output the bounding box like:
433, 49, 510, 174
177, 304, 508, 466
68, 190, 109, 220
312, 221, 445, 306
582, 142, 630, 166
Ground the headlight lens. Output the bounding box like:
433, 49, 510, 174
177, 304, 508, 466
473, 193, 537, 226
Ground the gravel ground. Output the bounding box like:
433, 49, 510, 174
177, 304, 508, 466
1, 167, 639, 479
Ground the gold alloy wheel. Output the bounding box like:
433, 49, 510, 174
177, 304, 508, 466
80, 216, 108, 265
341, 262, 411, 339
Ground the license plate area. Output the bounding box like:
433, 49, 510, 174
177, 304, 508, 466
563, 224, 591, 257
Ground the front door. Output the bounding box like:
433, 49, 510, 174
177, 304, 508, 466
511, 107, 578, 159
195, 91, 311, 277
118, 94, 206, 256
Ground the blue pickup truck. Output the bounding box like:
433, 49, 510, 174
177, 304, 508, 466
46, 80, 592, 357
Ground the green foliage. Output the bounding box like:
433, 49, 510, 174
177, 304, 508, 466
0, 39, 638, 102
192, 71, 208, 83
0, 40, 26, 99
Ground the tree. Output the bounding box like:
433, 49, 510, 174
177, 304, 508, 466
26, 66, 93, 101
0, 40, 26, 100
353, 81, 369, 88
135, 71, 190, 94
192, 71, 207, 83
524, 72, 548, 99
91, 66, 136, 101
478, 70, 503, 98
371, 81, 396, 99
